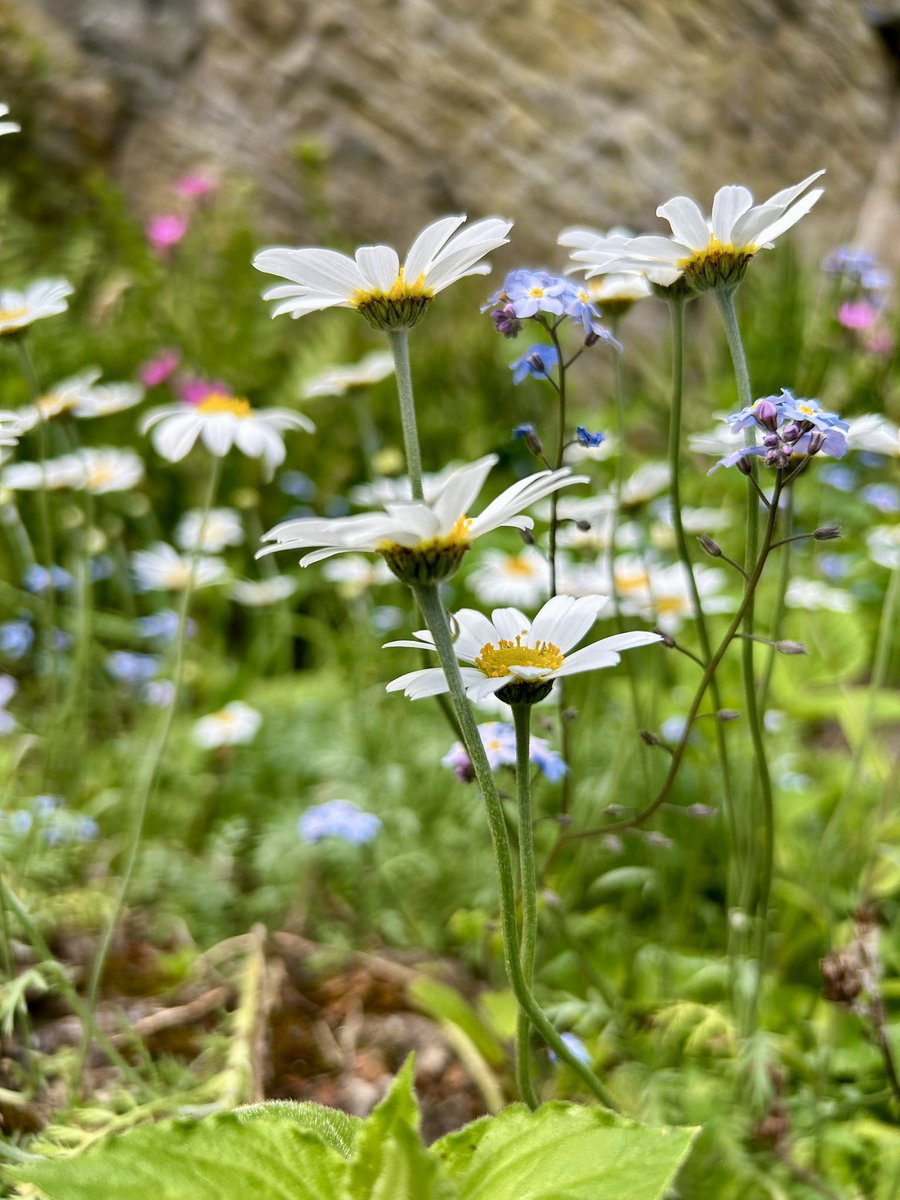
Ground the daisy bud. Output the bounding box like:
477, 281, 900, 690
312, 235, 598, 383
814, 525, 841, 540
775, 640, 807, 655
698, 534, 722, 557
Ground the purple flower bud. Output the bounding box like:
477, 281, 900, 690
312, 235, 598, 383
756, 398, 779, 430
806, 431, 826, 455
736, 457, 753, 476
813, 525, 841, 541
698, 534, 722, 557
763, 433, 780, 447
775, 640, 807, 655
781, 422, 802, 443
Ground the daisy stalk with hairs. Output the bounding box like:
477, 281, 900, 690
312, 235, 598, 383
255, 216, 621, 1106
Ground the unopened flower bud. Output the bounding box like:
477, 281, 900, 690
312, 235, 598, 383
763, 432, 780, 448
755, 397, 780, 430
717, 708, 740, 722
781, 421, 801, 443
654, 628, 677, 648
813, 525, 841, 541
736, 457, 753, 476
687, 803, 717, 818
584, 329, 601, 347
820, 948, 863, 1006
519, 527, 536, 545
640, 729, 660, 746
775, 640, 807, 655
575, 519, 591, 532
562, 706, 579, 722
806, 431, 825, 455
513, 423, 544, 458
698, 534, 721, 557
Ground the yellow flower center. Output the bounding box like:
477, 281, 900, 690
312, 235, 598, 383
796, 404, 817, 416
474, 635, 564, 679
197, 393, 252, 418
656, 595, 689, 616
528, 286, 545, 298
503, 554, 539, 577
0, 307, 27, 325
86, 464, 115, 489
36, 392, 77, 419
677, 234, 757, 291
351, 267, 433, 309
614, 569, 650, 594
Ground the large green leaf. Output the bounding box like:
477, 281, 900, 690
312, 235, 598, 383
433, 1101, 698, 1200
346, 1059, 457, 1200
7, 1111, 350, 1200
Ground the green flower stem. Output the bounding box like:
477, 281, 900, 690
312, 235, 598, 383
826, 559, 900, 856
713, 287, 778, 1036
546, 323, 574, 812
77, 455, 223, 1089
387, 330, 424, 502
759, 486, 794, 713
667, 299, 736, 851
512, 700, 539, 1110
611, 331, 650, 787
413, 581, 619, 1110
561, 483, 783, 841
14, 338, 58, 703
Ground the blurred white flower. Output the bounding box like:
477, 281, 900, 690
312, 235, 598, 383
847, 414, 900, 457
0, 104, 20, 137
0, 280, 73, 337
8, 371, 144, 433
254, 214, 513, 330
2, 456, 84, 490
688, 420, 745, 457
349, 462, 463, 508
176, 507, 244, 554
619, 462, 671, 506
192, 701, 262, 749
785, 578, 854, 613
230, 576, 297, 606
132, 542, 228, 592
301, 350, 395, 399
467, 546, 549, 607
322, 554, 394, 596
141, 383, 313, 479
76, 448, 145, 493
866, 525, 900, 571
607, 555, 732, 632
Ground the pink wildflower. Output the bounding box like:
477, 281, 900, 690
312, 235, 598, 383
174, 172, 216, 200
866, 328, 895, 357
139, 350, 181, 387
838, 299, 878, 331
179, 378, 232, 406
147, 213, 188, 252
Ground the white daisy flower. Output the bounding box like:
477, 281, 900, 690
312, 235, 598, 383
619, 461, 671, 507
259, 454, 588, 583
0, 279, 73, 337
0, 104, 20, 137
385, 594, 662, 703
132, 542, 228, 592
568, 172, 825, 292
301, 350, 395, 399
2, 456, 84, 491
7, 371, 145, 433
230, 576, 297, 607
606, 556, 732, 632
176, 507, 244, 554
466, 546, 550, 608
867, 525, 900, 571
75, 448, 145, 494
191, 701, 262, 749
141, 382, 313, 480
322, 554, 394, 596
254, 214, 513, 331
785, 578, 854, 613
558, 226, 653, 311
847, 414, 900, 457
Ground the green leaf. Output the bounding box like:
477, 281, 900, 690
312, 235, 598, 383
6, 1111, 350, 1200
434, 1101, 698, 1200
408, 976, 506, 1066
346, 1058, 457, 1200
235, 1099, 360, 1157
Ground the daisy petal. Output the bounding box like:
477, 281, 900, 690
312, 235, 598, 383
710, 185, 753, 242
656, 197, 710, 251
355, 245, 400, 293
403, 215, 467, 280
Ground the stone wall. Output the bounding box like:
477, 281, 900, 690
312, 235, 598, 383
0, 0, 896, 260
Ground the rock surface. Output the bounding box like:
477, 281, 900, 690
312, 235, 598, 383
0, 0, 896, 259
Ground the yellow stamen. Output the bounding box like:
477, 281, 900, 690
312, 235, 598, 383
475, 634, 563, 678
503, 554, 538, 577
0, 307, 27, 325
197, 393, 252, 418
614, 570, 650, 594
351, 267, 433, 309
86, 465, 114, 489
